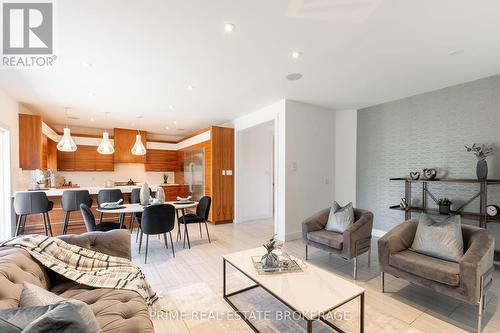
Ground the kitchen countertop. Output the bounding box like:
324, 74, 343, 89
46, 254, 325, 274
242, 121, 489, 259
13, 184, 185, 197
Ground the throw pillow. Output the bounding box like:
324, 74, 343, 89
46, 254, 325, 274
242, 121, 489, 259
411, 213, 464, 262
0, 300, 101, 333
325, 202, 355, 233
19, 282, 65, 307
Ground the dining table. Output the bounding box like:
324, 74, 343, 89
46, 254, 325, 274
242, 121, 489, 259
96, 201, 198, 242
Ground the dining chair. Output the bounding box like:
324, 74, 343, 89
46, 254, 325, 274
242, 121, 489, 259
80, 204, 122, 232
61, 190, 92, 235
138, 204, 176, 263
129, 188, 142, 237
97, 189, 123, 223
178, 196, 211, 249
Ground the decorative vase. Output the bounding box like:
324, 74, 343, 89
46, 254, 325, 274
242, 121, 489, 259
156, 187, 165, 203
439, 205, 451, 215
476, 160, 488, 181
261, 252, 279, 269
140, 183, 150, 206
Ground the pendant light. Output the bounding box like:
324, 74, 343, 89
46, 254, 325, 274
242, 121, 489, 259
57, 107, 77, 152
97, 112, 114, 154
131, 115, 146, 156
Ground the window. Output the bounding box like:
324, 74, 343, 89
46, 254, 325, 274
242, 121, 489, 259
0, 127, 11, 240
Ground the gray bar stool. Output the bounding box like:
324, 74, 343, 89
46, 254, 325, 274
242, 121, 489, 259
61, 190, 93, 235
14, 191, 54, 237
97, 189, 124, 223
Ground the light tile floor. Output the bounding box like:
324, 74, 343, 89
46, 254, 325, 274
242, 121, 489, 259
131, 219, 500, 333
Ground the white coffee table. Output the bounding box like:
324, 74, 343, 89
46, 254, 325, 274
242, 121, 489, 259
223, 247, 365, 333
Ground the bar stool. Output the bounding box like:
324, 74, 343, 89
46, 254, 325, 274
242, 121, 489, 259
97, 189, 123, 223
14, 191, 54, 236
61, 190, 93, 235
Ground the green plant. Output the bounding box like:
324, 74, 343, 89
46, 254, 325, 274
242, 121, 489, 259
263, 235, 282, 254
465, 144, 494, 161
438, 198, 452, 206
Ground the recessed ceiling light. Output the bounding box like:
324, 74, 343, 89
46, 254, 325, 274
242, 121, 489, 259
165, 126, 170, 130
291, 50, 302, 59
173, 120, 178, 125
88, 92, 95, 97
286, 73, 303, 81
224, 23, 236, 33
90, 117, 95, 122
448, 49, 464, 56
168, 105, 174, 110
187, 85, 194, 91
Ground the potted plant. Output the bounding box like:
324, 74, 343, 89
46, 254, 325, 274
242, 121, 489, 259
438, 198, 452, 215
465, 144, 494, 181
261, 235, 282, 269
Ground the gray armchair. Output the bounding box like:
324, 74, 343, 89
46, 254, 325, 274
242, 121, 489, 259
378, 220, 494, 333
302, 207, 374, 279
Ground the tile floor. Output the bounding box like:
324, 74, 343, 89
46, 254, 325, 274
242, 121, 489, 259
131, 219, 500, 333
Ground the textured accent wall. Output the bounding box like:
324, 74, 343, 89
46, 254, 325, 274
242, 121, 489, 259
357, 75, 500, 248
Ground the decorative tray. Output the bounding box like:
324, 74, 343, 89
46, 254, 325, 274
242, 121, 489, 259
251, 255, 305, 275
173, 201, 195, 205
99, 205, 125, 210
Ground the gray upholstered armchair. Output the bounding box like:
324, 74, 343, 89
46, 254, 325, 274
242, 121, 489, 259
378, 220, 494, 333
302, 207, 374, 279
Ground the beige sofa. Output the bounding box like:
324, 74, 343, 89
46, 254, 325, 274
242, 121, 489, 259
0, 230, 154, 333
378, 220, 494, 333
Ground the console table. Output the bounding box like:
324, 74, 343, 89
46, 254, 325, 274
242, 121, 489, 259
389, 178, 500, 260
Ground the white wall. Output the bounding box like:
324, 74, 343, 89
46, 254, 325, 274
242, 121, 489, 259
231, 100, 287, 240
334, 109, 357, 206
284, 100, 336, 240
235, 121, 274, 222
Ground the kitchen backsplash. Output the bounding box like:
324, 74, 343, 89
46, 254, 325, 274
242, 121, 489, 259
18, 163, 175, 189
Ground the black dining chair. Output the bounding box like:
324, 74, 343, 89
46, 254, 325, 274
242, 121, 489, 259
61, 190, 93, 235
97, 189, 123, 223
138, 204, 176, 263
178, 196, 212, 249
129, 188, 142, 234
14, 191, 54, 237
80, 204, 122, 232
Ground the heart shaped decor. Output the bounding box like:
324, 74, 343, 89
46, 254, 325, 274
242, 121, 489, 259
409, 172, 420, 180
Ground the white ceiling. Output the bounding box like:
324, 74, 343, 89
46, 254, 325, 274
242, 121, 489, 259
1, 0, 500, 139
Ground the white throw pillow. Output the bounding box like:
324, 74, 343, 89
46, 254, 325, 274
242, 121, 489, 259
411, 213, 464, 262
325, 202, 355, 233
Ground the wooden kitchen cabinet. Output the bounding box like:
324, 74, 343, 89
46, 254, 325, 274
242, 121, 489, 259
145, 149, 179, 171
95, 152, 114, 171
161, 185, 188, 201
114, 128, 147, 163
57, 145, 114, 171
19, 114, 43, 170
46, 138, 58, 170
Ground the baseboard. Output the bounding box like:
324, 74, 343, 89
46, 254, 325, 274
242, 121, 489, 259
285, 231, 302, 241
372, 228, 387, 238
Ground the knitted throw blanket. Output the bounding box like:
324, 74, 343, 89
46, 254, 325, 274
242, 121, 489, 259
1, 235, 158, 306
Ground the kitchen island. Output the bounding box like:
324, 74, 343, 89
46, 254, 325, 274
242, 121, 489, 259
12, 184, 189, 236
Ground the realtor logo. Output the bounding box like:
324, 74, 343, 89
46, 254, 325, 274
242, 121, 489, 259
1, 1, 56, 67
2, 2, 53, 54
